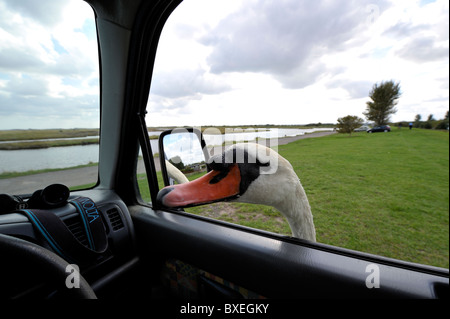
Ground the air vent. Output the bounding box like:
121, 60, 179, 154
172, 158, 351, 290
64, 215, 89, 247
106, 208, 124, 231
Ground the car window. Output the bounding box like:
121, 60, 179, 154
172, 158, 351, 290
142, 0, 449, 269
0, 0, 99, 194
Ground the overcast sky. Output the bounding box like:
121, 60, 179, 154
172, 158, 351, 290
0, 0, 448, 129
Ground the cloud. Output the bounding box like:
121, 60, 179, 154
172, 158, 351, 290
0, 0, 99, 128
0, 74, 98, 117
382, 18, 449, 63
381, 1, 449, 63
4, 74, 48, 97
0, 48, 43, 72
2, 0, 67, 27
383, 22, 431, 38
147, 67, 233, 121
147, 0, 448, 126
147, 94, 197, 113
326, 79, 373, 99
150, 68, 231, 99
201, 0, 388, 89
0, 0, 97, 78
1, 0, 448, 129
395, 36, 449, 63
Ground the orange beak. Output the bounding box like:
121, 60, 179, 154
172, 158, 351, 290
157, 164, 241, 208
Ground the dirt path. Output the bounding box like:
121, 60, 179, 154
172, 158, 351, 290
0, 131, 336, 195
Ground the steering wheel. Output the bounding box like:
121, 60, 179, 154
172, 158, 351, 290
0, 233, 97, 299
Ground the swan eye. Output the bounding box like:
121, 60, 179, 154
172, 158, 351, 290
209, 169, 230, 184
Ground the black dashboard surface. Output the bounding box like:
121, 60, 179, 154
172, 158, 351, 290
0, 189, 138, 298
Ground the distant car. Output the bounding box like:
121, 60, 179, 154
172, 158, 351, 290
354, 125, 371, 132
367, 125, 391, 133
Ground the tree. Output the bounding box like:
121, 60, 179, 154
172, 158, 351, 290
336, 115, 364, 136
169, 156, 185, 171
435, 110, 449, 130
364, 80, 401, 125
422, 114, 435, 129
414, 114, 421, 127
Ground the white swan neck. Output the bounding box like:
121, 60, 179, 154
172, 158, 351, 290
276, 183, 316, 242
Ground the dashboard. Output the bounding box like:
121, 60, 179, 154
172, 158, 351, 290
0, 188, 139, 299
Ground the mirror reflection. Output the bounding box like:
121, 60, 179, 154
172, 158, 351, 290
160, 128, 208, 186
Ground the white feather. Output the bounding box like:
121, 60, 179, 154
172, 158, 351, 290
230, 143, 316, 241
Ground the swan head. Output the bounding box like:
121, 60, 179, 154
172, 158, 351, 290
156, 143, 295, 209
157, 142, 316, 241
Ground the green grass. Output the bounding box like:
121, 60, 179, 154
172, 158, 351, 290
0, 128, 159, 150
0, 128, 100, 150
0, 138, 99, 150
141, 129, 449, 268
282, 129, 448, 268
0, 128, 99, 141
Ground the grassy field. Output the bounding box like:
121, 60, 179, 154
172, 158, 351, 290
282, 129, 448, 268
0, 128, 100, 150
0, 138, 99, 150
0, 128, 99, 141
142, 129, 449, 268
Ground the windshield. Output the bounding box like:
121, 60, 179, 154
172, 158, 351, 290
0, 0, 99, 194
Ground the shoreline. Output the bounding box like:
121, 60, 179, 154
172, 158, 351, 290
0, 131, 336, 194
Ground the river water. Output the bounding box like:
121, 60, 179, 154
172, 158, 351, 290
0, 128, 332, 174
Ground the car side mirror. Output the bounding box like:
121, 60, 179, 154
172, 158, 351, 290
158, 128, 210, 186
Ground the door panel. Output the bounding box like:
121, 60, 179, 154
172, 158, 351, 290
130, 205, 449, 299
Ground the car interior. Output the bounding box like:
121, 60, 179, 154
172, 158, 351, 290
0, 0, 448, 302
